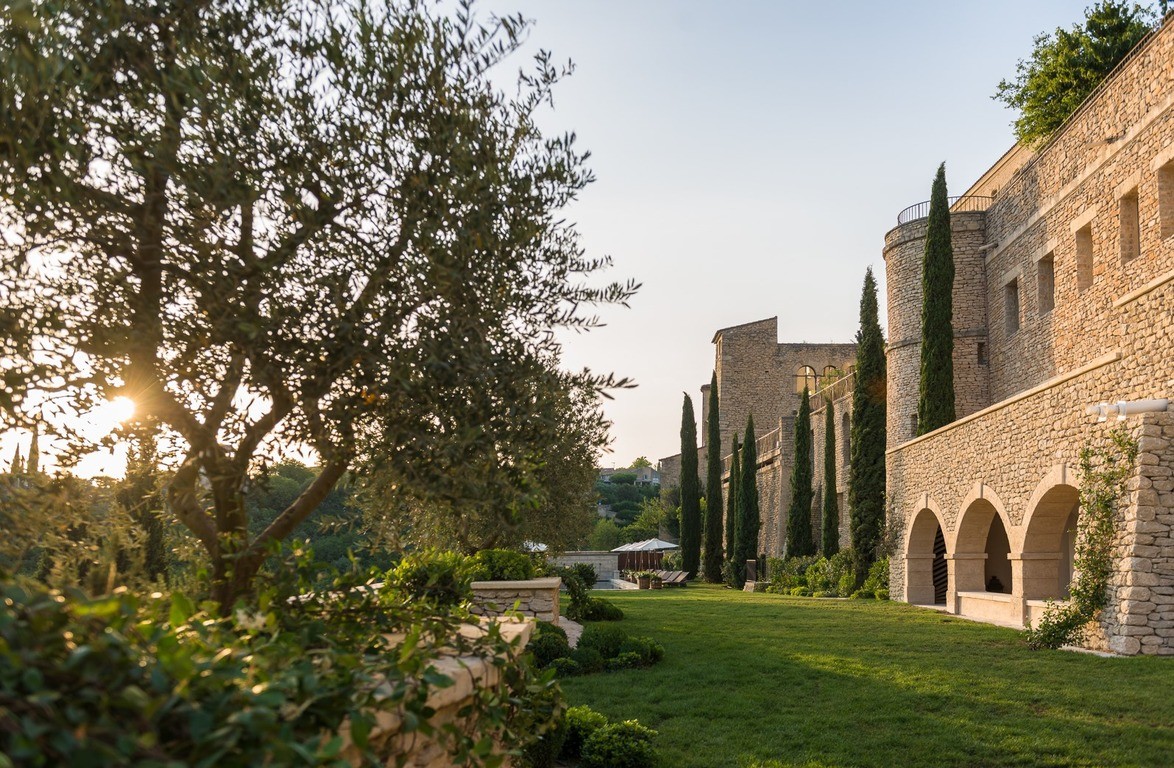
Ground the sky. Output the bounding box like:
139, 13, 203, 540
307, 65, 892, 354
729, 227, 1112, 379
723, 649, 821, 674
472, 0, 1095, 468
0, 0, 1097, 478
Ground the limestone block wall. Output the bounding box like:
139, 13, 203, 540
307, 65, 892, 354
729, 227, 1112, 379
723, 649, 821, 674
469, 578, 561, 624
883, 210, 992, 448
714, 318, 784, 459
980, 20, 1174, 404
340, 620, 532, 767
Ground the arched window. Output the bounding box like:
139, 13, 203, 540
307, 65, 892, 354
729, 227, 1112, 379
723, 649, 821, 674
794, 365, 817, 394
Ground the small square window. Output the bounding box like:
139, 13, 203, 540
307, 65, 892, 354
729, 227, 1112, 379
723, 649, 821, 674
1037, 252, 1055, 314
977, 341, 988, 365
1005, 278, 1020, 334
909, 413, 918, 439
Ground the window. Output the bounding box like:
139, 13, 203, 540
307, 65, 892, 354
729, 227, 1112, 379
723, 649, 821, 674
841, 411, 850, 465
822, 365, 838, 382
1119, 188, 1140, 263
1075, 224, 1094, 291
1037, 252, 1055, 314
977, 341, 988, 365
909, 413, 918, 439
1160, 159, 1174, 239
794, 365, 817, 394
1005, 278, 1020, 335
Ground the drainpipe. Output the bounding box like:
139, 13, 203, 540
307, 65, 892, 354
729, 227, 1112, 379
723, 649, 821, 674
1085, 399, 1170, 422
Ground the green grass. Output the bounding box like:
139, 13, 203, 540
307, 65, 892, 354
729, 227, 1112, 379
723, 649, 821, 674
559, 584, 1174, 768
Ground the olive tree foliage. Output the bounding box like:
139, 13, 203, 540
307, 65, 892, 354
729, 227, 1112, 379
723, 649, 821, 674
994, 1, 1155, 145
0, 0, 634, 608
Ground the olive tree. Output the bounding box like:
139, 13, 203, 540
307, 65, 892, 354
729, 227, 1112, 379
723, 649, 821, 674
0, 0, 633, 608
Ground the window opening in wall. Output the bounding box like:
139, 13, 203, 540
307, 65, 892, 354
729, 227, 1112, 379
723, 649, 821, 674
1159, 159, 1174, 240
1075, 223, 1093, 291
1005, 278, 1020, 335
1119, 188, 1140, 263
794, 365, 817, 394
1037, 252, 1055, 314
840, 411, 850, 465
909, 413, 918, 439
977, 341, 988, 365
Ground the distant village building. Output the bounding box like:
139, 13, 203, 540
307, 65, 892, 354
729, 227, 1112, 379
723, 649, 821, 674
598, 465, 660, 486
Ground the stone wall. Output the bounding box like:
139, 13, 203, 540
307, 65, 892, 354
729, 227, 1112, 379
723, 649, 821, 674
884, 210, 992, 445
811, 385, 855, 553
884, 19, 1174, 653
340, 619, 532, 767
469, 578, 561, 624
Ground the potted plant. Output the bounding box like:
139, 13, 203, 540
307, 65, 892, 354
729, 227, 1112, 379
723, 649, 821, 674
636, 571, 652, 590
650, 574, 663, 590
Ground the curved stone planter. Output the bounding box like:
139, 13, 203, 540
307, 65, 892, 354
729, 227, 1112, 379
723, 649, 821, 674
469, 576, 562, 625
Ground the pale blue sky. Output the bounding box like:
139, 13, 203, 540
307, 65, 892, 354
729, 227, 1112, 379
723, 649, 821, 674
480, 0, 1094, 466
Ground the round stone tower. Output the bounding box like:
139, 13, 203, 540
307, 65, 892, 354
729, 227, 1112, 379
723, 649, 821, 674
883, 205, 991, 450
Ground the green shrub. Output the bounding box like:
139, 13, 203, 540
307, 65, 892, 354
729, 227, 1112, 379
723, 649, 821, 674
581, 720, 658, 768
570, 646, 605, 674
556, 565, 592, 621
528, 632, 572, 669
387, 549, 475, 606
661, 550, 683, 570
606, 651, 645, 671
520, 711, 568, 768
583, 596, 624, 621
854, 556, 890, 600
766, 555, 818, 592
804, 556, 832, 593
618, 636, 664, 666
579, 623, 628, 659
471, 548, 535, 581
828, 549, 857, 596
0, 552, 558, 767
549, 657, 581, 677
561, 705, 609, 759
789, 586, 810, 597
533, 620, 568, 643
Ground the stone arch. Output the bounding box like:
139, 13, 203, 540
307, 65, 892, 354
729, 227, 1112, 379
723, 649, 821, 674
952, 482, 1014, 595
794, 365, 817, 394
1020, 465, 1081, 601
904, 495, 949, 605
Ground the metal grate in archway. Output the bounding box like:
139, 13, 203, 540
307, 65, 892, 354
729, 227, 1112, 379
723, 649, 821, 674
932, 526, 948, 605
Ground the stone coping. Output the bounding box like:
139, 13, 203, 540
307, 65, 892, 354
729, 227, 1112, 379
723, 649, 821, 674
887, 350, 1122, 454
339, 617, 533, 765
470, 576, 561, 590
956, 590, 1013, 603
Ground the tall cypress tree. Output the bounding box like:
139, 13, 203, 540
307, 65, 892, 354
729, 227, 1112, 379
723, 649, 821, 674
850, 268, 887, 576
733, 415, 759, 586
726, 434, 740, 568
703, 373, 724, 582
679, 393, 702, 578
822, 399, 839, 556
786, 389, 815, 558
917, 162, 956, 435
26, 422, 39, 475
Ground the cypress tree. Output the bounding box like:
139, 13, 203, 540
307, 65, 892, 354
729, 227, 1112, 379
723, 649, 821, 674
917, 162, 956, 435
786, 389, 815, 558
679, 393, 702, 578
850, 268, 887, 576
822, 399, 839, 556
732, 416, 759, 586
26, 423, 39, 475
726, 434, 740, 568
702, 373, 724, 582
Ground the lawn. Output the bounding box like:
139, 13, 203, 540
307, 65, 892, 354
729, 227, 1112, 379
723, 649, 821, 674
558, 584, 1174, 768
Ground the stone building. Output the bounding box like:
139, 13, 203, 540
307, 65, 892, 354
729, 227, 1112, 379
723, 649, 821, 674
886, 20, 1174, 655
657, 317, 855, 557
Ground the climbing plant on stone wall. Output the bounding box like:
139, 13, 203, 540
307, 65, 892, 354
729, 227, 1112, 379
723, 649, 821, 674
1026, 428, 1139, 650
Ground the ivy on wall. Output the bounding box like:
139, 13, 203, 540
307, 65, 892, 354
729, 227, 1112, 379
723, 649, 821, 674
1026, 428, 1139, 650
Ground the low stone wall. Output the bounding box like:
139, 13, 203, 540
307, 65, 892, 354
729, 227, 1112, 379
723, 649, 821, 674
340, 619, 533, 768
551, 551, 620, 582
469, 577, 561, 624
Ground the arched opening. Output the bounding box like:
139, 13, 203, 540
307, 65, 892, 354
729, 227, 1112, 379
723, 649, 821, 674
794, 365, 817, 394
822, 365, 839, 384
1021, 484, 1080, 601
954, 498, 1013, 594
905, 506, 948, 605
